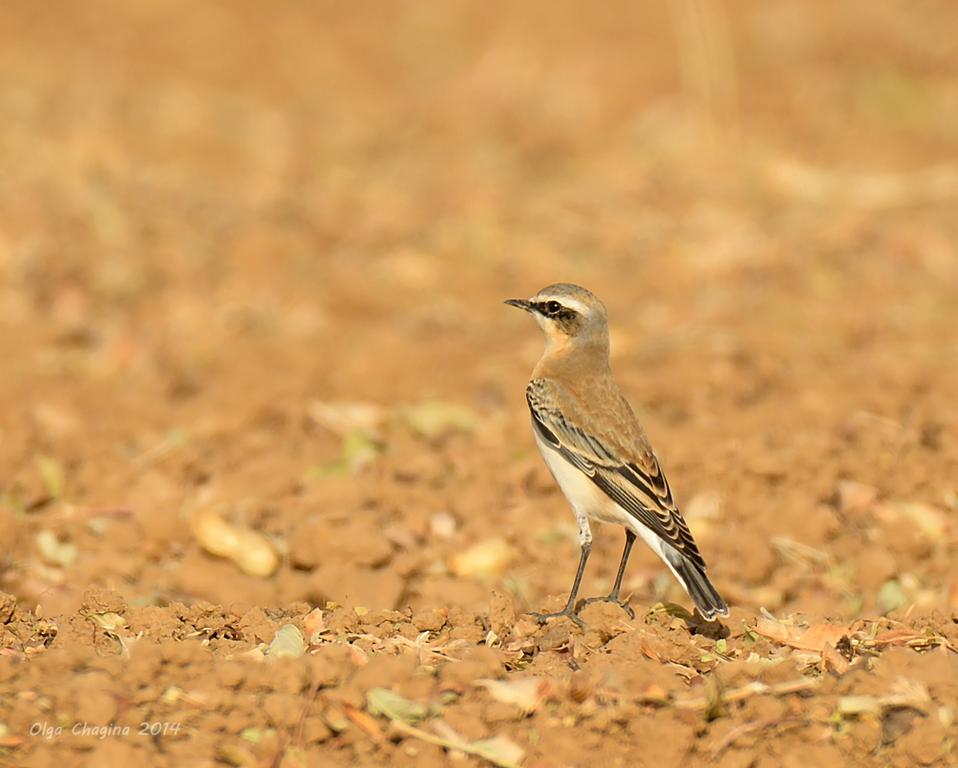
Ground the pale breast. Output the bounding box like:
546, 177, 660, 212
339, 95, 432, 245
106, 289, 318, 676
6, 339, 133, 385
533, 430, 630, 526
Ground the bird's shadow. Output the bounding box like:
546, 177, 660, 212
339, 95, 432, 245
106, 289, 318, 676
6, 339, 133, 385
686, 612, 731, 639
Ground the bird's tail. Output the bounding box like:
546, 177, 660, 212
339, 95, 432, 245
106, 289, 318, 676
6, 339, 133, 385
667, 550, 729, 621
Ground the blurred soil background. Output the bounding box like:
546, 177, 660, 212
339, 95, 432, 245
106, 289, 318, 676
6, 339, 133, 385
1, 1, 957, 766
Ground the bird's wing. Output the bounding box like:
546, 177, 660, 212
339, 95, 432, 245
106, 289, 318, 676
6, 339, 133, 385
527, 378, 707, 570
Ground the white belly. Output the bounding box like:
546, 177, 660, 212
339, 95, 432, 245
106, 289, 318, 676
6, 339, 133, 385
534, 431, 630, 526
533, 431, 683, 585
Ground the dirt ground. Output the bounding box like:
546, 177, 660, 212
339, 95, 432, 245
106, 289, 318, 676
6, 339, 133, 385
2, 1, 957, 766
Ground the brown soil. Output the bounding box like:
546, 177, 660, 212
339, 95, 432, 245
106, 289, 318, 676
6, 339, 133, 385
1, 1, 957, 766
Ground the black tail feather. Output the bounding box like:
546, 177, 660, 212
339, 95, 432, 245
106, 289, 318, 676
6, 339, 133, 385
670, 554, 728, 621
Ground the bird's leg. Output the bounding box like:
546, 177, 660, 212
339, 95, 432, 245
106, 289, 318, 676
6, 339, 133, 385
576, 529, 637, 619
531, 515, 593, 627
530, 541, 591, 628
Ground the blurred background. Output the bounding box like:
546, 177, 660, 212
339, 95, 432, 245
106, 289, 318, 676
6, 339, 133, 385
1, 0, 956, 623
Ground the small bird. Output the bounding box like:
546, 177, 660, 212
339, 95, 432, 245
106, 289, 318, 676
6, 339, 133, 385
506, 283, 728, 624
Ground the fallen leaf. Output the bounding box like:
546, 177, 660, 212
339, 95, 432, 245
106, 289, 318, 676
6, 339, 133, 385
675, 679, 820, 711
217, 743, 258, 767
307, 400, 385, 439
449, 539, 516, 579
636, 683, 670, 705
877, 580, 908, 614
884, 677, 931, 711
161, 686, 183, 704
190, 510, 279, 577
475, 677, 552, 714
636, 635, 662, 662
0, 722, 24, 748
397, 401, 478, 439
877, 501, 947, 539
650, 602, 694, 621
821, 643, 850, 675
348, 643, 369, 667
770, 537, 832, 569
873, 628, 925, 647
265, 624, 306, 659
36, 456, 65, 499
837, 480, 879, 513
308, 430, 384, 477
89, 611, 126, 631
323, 705, 350, 733
754, 617, 849, 652
836, 678, 930, 719
801, 624, 852, 652
837, 697, 877, 717
35, 530, 78, 568
366, 687, 429, 724
470, 735, 526, 767
344, 703, 383, 742
430, 511, 458, 539
303, 608, 326, 644
390, 719, 523, 768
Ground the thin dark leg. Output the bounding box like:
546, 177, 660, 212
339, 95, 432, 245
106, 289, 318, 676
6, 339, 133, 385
576, 530, 637, 619
530, 542, 591, 628
608, 529, 636, 600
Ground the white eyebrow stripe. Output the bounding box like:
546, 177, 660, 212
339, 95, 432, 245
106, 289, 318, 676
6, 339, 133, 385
542, 296, 590, 315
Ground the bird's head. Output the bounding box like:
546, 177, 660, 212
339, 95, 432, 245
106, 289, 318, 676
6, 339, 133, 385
505, 283, 609, 356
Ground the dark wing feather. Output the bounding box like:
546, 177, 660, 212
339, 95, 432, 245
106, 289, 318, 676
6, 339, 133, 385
527, 380, 707, 570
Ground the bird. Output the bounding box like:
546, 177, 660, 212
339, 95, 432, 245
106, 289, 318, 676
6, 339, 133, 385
505, 283, 728, 625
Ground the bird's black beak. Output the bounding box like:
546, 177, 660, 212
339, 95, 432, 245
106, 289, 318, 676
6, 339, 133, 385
504, 298, 535, 313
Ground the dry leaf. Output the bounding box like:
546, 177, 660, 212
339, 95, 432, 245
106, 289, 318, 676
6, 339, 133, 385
307, 400, 385, 439
837, 696, 880, 716
390, 720, 523, 768
637, 635, 663, 662
191, 510, 279, 577
475, 677, 552, 714
344, 703, 383, 742
430, 511, 458, 539
651, 602, 694, 621
837, 480, 878, 513
837, 678, 930, 718
89, 611, 126, 631
265, 624, 306, 660
36, 456, 65, 499
877, 580, 908, 614
303, 608, 326, 644
876, 501, 947, 539
636, 683, 670, 705
821, 643, 850, 675
36, 530, 77, 568
754, 617, 849, 652
348, 643, 369, 667
449, 539, 515, 579
310, 430, 384, 477
801, 624, 851, 651
470, 735, 525, 768
873, 628, 925, 647
217, 742, 258, 767
366, 687, 429, 724
397, 401, 478, 439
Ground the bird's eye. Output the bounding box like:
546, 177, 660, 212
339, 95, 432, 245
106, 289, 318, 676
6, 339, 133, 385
545, 301, 562, 315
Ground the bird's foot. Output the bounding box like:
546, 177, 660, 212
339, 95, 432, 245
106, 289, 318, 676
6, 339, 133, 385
575, 594, 635, 620
529, 606, 586, 629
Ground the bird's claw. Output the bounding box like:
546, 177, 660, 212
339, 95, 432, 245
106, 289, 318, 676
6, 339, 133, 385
575, 594, 636, 620
529, 608, 586, 629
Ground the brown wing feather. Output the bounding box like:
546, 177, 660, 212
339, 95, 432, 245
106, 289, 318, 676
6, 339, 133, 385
527, 378, 707, 570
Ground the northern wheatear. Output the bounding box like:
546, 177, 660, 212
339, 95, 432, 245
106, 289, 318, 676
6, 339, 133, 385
506, 283, 728, 624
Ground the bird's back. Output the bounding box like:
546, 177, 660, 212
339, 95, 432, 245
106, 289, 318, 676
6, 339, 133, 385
530, 358, 657, 472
